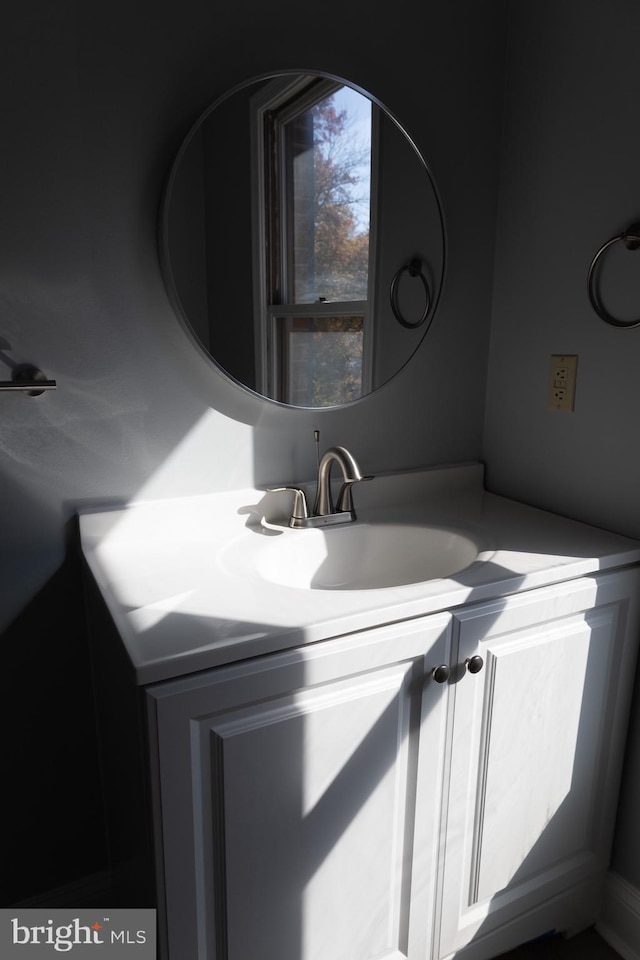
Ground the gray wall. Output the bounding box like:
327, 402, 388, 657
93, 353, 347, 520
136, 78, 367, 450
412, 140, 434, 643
1, 0, 504, 902
483, 0, 640, 888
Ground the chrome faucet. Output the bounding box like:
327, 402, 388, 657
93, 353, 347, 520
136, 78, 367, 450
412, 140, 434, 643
312, 446, 368, 519
270, 434, 373, 528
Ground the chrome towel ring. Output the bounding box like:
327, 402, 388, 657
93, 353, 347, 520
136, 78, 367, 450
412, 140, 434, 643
587, 222, 640, 328
390, 257, 432, 329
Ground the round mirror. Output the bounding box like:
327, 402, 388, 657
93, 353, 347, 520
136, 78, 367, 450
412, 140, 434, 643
159, 71, 446, 408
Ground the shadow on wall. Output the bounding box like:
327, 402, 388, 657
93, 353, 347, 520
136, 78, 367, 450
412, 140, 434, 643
1, 529, 108, 905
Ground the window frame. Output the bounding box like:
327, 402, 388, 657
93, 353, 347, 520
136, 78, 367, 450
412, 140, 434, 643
249, 75, 379, 404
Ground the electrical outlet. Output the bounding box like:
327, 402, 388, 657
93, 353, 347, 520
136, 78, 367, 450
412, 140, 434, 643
547, 354, 578, 412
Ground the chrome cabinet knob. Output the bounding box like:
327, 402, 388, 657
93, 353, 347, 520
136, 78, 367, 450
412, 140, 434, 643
432, 664, 450, 684
465, 655, 484, 675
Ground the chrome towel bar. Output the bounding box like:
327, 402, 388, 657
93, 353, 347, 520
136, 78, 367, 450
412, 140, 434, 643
0, 364, 57, 396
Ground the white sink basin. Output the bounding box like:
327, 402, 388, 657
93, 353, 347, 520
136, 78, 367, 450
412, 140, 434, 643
242, 521, 485, 591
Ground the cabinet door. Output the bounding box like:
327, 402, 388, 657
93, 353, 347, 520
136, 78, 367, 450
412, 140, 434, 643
437, 569, 640, 959
147, 613, 452, 960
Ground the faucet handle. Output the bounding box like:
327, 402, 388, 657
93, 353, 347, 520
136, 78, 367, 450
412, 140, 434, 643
268, 486, 310, 524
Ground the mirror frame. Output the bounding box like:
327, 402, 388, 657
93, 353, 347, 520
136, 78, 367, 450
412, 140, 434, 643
158, 69, 447, 410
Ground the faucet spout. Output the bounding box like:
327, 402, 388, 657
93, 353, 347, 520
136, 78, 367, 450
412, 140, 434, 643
313, 446, 369, 518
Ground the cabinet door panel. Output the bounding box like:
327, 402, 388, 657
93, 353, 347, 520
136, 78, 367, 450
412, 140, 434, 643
149, 613, 451, 960
474, 612, 607, 901
212, 666, 415, 960
437, 571, 640, 959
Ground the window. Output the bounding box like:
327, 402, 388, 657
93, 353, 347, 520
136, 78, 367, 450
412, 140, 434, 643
251, 76, 378, 405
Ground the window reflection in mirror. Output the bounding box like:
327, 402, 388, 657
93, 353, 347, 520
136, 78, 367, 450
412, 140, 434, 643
256, 77, 375, 405
277, 315, 364, 407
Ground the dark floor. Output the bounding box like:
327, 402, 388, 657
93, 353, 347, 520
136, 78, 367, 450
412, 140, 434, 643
496, 927, 622, 959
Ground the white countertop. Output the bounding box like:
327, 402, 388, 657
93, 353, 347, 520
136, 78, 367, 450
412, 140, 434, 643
78, 463, 640, 685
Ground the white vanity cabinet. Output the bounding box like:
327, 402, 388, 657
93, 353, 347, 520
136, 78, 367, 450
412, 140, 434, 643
143, 567, 640, 960
79, 471, 640, 960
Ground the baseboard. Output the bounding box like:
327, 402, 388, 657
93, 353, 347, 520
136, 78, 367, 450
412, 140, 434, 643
597, 871, 640, 960
10, 871, 113, 908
